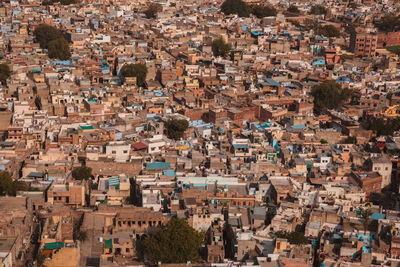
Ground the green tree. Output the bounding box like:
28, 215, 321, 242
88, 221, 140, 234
211, 37, 232, 57
143, 217, 204, 264
0, 64, 11, 85
221, 0, 250, 17
72, 166, 92, 180
0, 171, 14, 196
276, 231, 309, 245
48, 38, 71, 60
144, 3, 162, 19
385, 45, 400, 56
36, 250, 46, 266
318, 25, 340, 37
76, 230, 87, 242
310, 5, 328, 15
166, 118, 189, 140
376, 15, 400, 32
344, 135, 357, 144
250, 4, 277, 18
320, 139, 328, 144
33, 24, 64, 49
326, 64, 334, 70
311, 80, 352, 113
287, 5, 300, 14
120, 63, 148, 87
348, 2, 358, 9
43, 0, 77, 5
0, 171, 29, 196
367, 117, 400, 136
360, 208, 372, 234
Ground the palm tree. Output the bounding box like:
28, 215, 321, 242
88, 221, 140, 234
360, 208, 372, 234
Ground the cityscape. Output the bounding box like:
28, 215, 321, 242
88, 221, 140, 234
0, 0, 399, 266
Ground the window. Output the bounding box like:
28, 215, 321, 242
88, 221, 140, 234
126, 248, 130, 253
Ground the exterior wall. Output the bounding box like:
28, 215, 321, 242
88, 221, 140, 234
105, 143, 131, 162
47, 183, 85, 206
44, 247, 79, 267
148, 141, 165, 154
237, 239, 256, 261
387, 32, 400, 46
106, 238, 135, 257
352, 33, 377, 57
372, 161, 392, 188
0, 252, 12, 267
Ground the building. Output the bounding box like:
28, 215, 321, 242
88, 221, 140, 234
350, 32, 377, 57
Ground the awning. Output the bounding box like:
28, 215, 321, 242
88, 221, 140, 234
233, 144, 248, 149
45, 241, 64, 250
105, 239, 113, 249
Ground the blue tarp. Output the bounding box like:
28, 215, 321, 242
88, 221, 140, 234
53, 60, 74, 67
291, 124, 307, 130
264, 78, 280, 86
146, 162, 171, 170
233, 144, 249, 149
163, 169, 175, 176
273, 139, 280, 152
336, 77, 353, 83
251, 31, 263, 36
371, 212, 385, 220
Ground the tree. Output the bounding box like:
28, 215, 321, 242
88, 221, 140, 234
36, 250, 46, 266
0, 171, 14, 196
0, 171, 30, 196
143, 217, 204, 263
76, 230, 87, 242
367, 117, 400, 136
72, 166, 92, 180
385, 45, 400, 56
43, 0, 77, 5
320, 139, 328, 144
166, 118, 189, 140
360, 208, 372, 234
0, 63, 11, 85
348, 2, 358, 9
120, 63, 148, 87
221, 0, 250, 17
344, 135, 357, 144
310, 5, 328, 15
250, 4, 277, 18
48, 38, 71, 60
311, 80, 352, 113
326, 64, 334, 70
287, 5, 300, 14
212, 37, 232, 57
33, 24, 64, 49
318, 25, 340, 37
144, 3, 162, 19
376, 15, 400, 32
276, 231, 309, 245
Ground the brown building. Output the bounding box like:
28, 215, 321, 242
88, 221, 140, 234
350, 32, 377, 57
47, 180, 85, 207
206, 220, 225, 262
351, 171, 382, 194
112, 208, 170, 236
